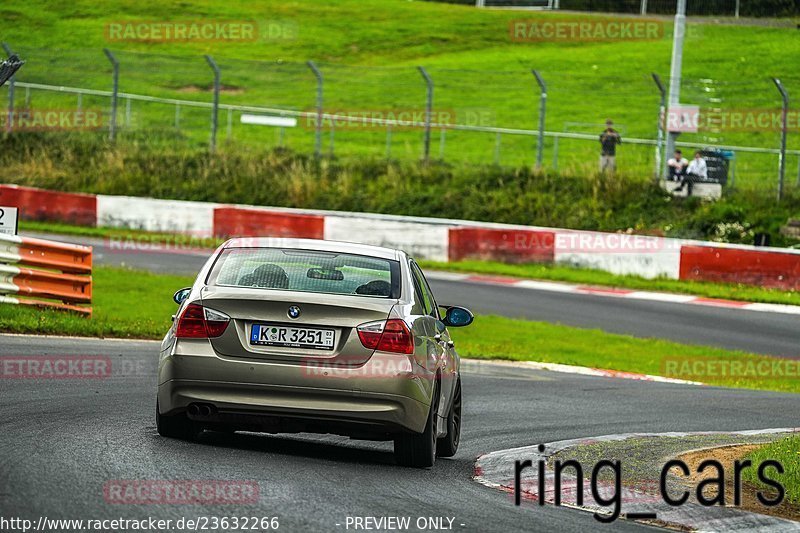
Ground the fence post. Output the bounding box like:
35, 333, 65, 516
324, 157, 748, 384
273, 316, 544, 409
103, 48, 119, 141
532, 69, 547, 169
418, 66, 433, 163
652, 73, 666, 180
773, 78, 789, 201
1, 43, 15, 132
307, 61, 324, 159
640, 0, 648, 15
205, 55, 221, 153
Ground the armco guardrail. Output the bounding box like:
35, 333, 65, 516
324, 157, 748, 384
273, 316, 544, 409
0, 233, 92, 315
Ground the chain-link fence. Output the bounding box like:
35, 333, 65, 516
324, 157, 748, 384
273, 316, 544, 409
465, 0, 799, 18
1, 44, 798, 195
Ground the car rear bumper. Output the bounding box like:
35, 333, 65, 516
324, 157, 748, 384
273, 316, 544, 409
157, 339, 434, 434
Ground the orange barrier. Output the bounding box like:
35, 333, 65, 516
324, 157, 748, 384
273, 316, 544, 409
0, 234, 93, 315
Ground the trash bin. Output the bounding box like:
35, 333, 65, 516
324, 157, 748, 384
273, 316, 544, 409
699, 149, 730, 186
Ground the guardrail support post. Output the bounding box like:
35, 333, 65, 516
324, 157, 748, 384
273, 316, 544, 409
2, 43, 16, 132
307, 61, 324, 159
773, 78, 789, 202
532, 69, 547, 169
652, 73, 667, 180
418, 66, 433, 163
205, 55, 221, 153
103, 48, 119, 141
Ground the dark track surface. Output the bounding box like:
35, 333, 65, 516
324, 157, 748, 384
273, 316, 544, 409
2, 335, 799, 532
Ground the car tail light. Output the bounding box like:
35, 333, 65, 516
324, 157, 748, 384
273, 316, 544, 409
175, 303, 230, 338
357, 319, 414, 355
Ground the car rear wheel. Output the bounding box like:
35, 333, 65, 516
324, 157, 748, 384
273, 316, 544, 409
394, 382, 439, 468
437, 378, 461, 458
156, 400, 197, 440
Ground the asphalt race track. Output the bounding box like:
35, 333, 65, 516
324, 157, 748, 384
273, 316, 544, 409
32, 232, 800, 359
2, 334, 800, 533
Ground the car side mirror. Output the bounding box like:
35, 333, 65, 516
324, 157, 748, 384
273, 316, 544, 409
173, 287, 191, 305
441, 306, 474, 328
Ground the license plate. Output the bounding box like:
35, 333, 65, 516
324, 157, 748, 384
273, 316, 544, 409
250, 324, 335, 351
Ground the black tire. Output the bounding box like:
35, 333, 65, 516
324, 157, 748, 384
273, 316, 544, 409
394, 382, 439, 468
437, 378, 462, 458
156, 400, 197, 440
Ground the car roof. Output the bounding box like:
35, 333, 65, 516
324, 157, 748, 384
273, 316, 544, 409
222, 237, 403, 261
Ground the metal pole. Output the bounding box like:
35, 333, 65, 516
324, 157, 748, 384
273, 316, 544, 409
652, 73, 666, 180
494, 132, 501, 165
103, 48, 119, 141
735, 0, 740, 18
773, 78, 789, 202
665, 0, 686, 161
2, 43, 15, 132
552, 136, 559, 170
640, 0, 648, 15
307, 61, 323, 159
439, 128, 446, 160
418, 66, 433, 163
205, 55, 221, 153
532, 70, 547, 169
796, 155, 800, 187
386, 124, 392, 159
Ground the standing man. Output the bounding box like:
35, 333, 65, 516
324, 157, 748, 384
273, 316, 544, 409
599, 119, 622, 173
674, 150, 707, 195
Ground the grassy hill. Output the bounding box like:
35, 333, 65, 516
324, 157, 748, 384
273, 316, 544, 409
1, 0, 799, 185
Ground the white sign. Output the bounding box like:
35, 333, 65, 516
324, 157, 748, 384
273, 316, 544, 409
666, 105, 700, 133
241, 114, 298, 128
0, 206, 19, 236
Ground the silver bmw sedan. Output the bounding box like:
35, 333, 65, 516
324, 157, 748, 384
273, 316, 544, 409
157, 238, 474, 468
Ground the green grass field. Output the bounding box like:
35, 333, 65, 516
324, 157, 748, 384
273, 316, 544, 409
1, 265, 797, 394
744, 435, 800, 504
1, 0, 799, 185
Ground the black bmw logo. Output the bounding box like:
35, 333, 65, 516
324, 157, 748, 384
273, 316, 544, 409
287, 306, 301, 319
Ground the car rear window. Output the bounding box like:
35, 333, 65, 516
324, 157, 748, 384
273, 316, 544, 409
206, 248, 401, 299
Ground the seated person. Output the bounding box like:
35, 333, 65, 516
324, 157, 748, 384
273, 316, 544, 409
674, 151, 708, 195
667, 149, 688, 181
239, 264, 290, 289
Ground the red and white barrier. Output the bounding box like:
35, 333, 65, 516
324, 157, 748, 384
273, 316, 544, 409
0, 184, 96, 226
215, 207, 324, 239
4, 184, 800, 290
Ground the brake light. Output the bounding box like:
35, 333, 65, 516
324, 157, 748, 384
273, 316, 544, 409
357, 319, 414, 355
175, 303, 230, 338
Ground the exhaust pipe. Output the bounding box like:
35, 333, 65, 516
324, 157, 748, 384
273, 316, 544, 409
187, 404, 201, 417
198, 404, 212, 417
